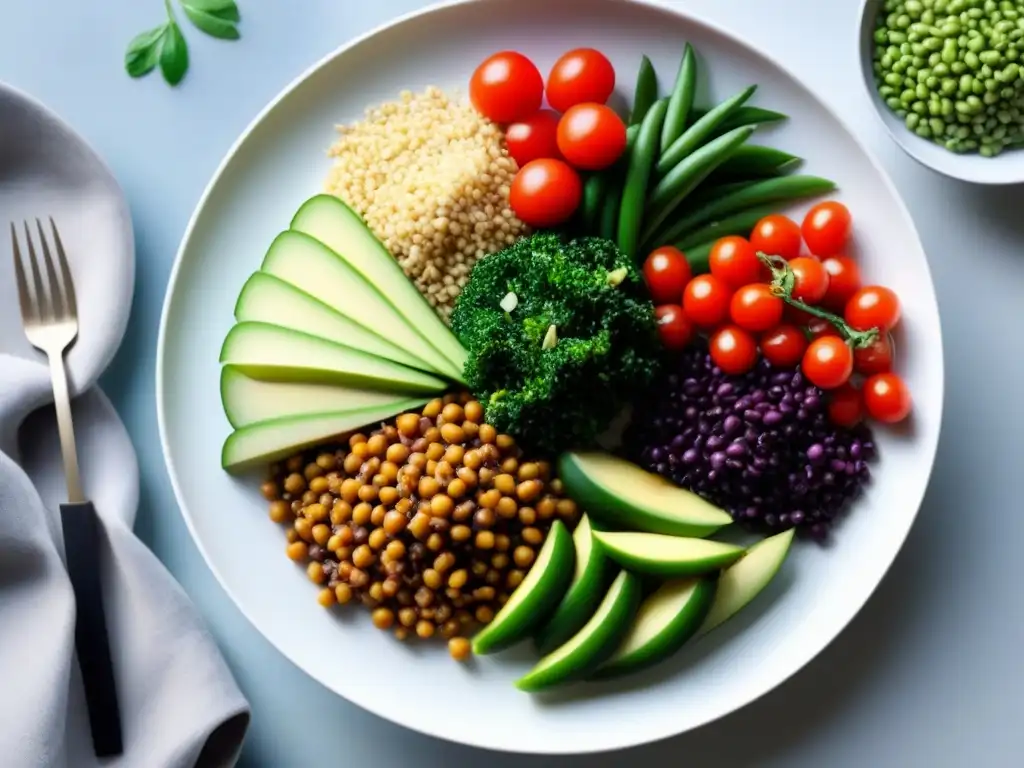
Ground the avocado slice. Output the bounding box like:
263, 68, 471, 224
222, 400, 424, 470
219, 321, 448, 395
472, 520, 574, 655
260, 228, 464, 382
534, 514, 616, 656
516, 570, 642, 692
593, 531, 744, 577
558, 451, 733, 537
697, 528, 795, 636
593, 576, 716, 679
220, 366, 421, 429
234, 271, 434, 375
290, 195, 468, 377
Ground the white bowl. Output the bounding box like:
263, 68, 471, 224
158, 0, 944, 754
858, 0, 1024, 184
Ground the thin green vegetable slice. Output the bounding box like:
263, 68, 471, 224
617, 99, 669, 259
655, 175, 836, 247
661, 44, 697, 151
672, 202, 782, 251
656, 85, 757, 176
629, 55, 659, 126
642, 125, 755, 242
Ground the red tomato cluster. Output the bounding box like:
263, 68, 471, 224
469, 49, 627, 229
642, 201, 912, 427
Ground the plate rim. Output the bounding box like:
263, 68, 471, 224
155, 0, 945, 753
0, 79, 136, 392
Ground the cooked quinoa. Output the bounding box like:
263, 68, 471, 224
324, 87, 529, 320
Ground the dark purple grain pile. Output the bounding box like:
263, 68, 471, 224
623, 343, 876, 541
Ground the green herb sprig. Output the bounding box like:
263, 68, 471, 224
125, 0, 242, 86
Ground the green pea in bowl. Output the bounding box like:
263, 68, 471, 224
859, 0, 1024, 184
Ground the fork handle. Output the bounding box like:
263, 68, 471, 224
60, 501, 123, 757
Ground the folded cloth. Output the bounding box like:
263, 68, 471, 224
0, 354, 250, 768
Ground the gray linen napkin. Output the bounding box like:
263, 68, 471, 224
0, 354, 250, 767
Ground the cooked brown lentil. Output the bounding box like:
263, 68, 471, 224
264, 394, 580, 661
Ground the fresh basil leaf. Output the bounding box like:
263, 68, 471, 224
182, 7, 240, 40
184, 0, 240, 23
159, 22, 189, 85
124, 24, 166, 78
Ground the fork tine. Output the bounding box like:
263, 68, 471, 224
10, 222, 36, 324
23, 220, 49, 320
49, 217, 77, 319
35, 218, 66, 320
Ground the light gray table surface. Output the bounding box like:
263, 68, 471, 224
2, 0, 1022, 765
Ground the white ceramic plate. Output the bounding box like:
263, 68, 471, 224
0, 82, 135, 392
157, 0, 944, 754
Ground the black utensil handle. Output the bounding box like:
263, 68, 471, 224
60, 501, 123, 757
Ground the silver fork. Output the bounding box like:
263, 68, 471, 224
11, 219, 123, 757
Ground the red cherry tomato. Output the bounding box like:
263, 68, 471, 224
682, 274, 732, 328
508, 159, 582, 228
827, 382, 864, 427
760, 324, 808, 369
806, 316, 842, 339
654, 304, 696, 350
854, 335, 894, 376
556, 103, 627, 170
863, 372, 912, 423
545, 48, 616, 112
729, 283, 784, 332
643, 246, 692, 304
845, 286, 901, 333
709, 325, 759, 375
802, 336, 853, 390
750, 214, 802, 261
470, 51, 544, 123
505, 109, 561, 166
709, 236, 762, 289
789, 256, 830, 305
801, 200, 852, 257
821, 255, 862, 310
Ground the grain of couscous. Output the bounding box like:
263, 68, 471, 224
324, 87, 530, 320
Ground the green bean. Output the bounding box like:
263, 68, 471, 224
617, 99, 669, 259
643, 125, 755, 242
687, 105, 789, 134
678, 239, 715, 275
641, 180, 756, 250
649, 175, 836, 249
580, 174, 609, 235
655, 86, 757, 176
661, 44, 696, 150
629, 55, 659, 126
709, 144, 803, 178
599, 180, 623, 242
672, 203, 783, 251
687, 180, 761, 204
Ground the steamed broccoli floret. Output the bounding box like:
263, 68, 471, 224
450, 232, 662, 455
